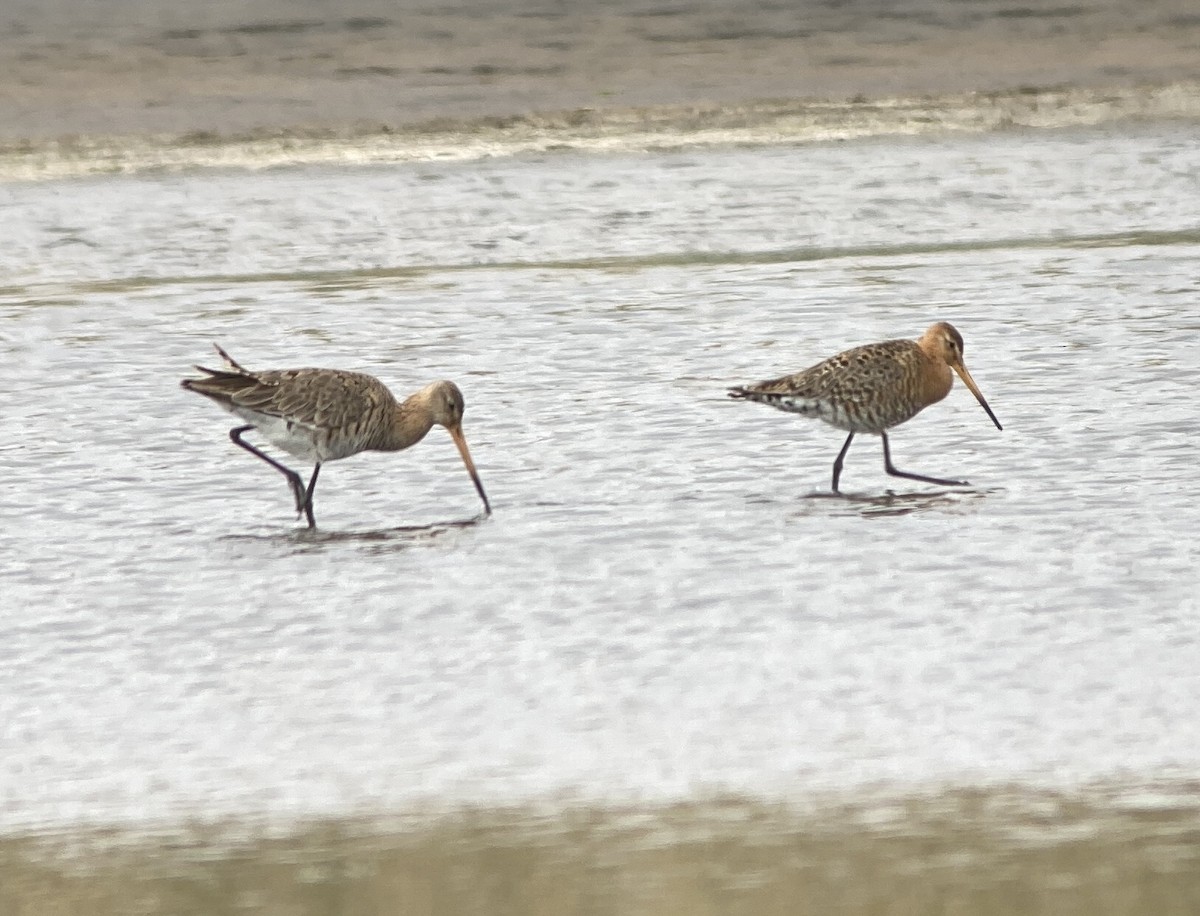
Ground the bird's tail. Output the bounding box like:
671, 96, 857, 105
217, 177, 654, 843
729, 385, 817, 416
181, 344, 255, 397
189, 343, 250, 377
727, 385, 781, 404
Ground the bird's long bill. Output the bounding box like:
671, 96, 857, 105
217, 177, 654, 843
952, 362, 1003, 431
448, 423, 492, 515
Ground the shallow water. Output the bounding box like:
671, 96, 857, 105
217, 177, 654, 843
2, 122, 1200, 909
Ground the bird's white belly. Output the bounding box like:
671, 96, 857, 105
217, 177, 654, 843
774, 394, 915, 434
776, 395, 858, 431
232, 408, 324, 463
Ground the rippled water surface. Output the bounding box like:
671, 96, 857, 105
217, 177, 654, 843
2, 123, 1200, 909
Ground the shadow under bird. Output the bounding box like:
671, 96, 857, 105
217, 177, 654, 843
728, 322, 1002, 492
181, 345, 491, 528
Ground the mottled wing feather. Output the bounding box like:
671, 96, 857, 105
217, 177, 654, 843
184, 365, 397, 434
786, 341, 910, 397
730, 339, 925, 431
233, 370, 396, 430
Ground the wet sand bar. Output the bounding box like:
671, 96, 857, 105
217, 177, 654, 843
3, 0, 1200, 140
4, 788, 1199, 915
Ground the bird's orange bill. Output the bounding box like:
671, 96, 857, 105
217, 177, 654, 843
952, 362, 1003, 431
448, 424, 492, 515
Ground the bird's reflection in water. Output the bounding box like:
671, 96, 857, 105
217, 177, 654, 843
222, 514, 488, 555
795, 487, 999, 519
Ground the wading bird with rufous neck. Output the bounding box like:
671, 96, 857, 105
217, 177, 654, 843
728, 322, 1002, 493
182, 345, 491, 528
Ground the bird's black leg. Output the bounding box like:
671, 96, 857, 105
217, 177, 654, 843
831, 432, 854, 493
229, 425, 314, 524
300, 464, 321, 529
880, 431, 968, 487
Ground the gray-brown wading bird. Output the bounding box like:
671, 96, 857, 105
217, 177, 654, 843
182, 345, 490, 527
728, 322, 1002, 492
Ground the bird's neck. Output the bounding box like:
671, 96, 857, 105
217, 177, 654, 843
374, 398, 435, 452
920, 354, 954, 407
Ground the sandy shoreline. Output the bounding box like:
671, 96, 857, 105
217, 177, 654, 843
5, 786, 1200, 914
4, 82, 1199, 182
2, 0, 1199, 143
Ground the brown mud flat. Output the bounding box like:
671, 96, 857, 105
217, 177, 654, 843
4, 786, 1199, 915
2, 0, 1199, 141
